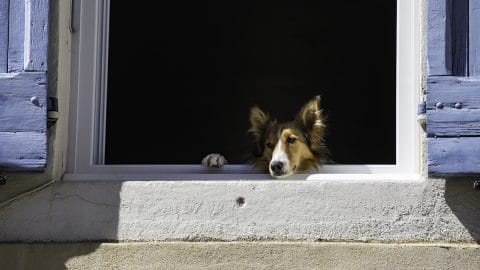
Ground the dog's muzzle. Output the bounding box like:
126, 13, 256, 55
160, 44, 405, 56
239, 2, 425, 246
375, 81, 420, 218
269, 161, 293, 178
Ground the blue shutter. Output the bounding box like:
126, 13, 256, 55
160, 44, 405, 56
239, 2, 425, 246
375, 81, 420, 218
427, 0, 480, 175
0, 0, 49, 171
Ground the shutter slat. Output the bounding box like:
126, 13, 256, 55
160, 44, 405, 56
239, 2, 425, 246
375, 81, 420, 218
427, 109, 480, 136
0, 72, 47, 132
428, 137, 480, 175
7, 0, 25, 72
451, 0, 469, 76
426, 76, 480, 110
0, 132, 46, 171
24, 0, 49, 71
470, 0, 480, 77
427, 0, 450, 76
0, 0, 7, 72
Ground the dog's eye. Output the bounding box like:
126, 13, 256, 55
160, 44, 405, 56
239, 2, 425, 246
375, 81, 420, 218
266, 142, 274, 149
286, 137, 297, 145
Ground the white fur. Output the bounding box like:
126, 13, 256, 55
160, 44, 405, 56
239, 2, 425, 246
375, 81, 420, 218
269, 140, 292, 178
314, 120, 324, 127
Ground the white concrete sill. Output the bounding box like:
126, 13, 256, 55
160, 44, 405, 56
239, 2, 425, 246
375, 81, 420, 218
62, 173, 423, 182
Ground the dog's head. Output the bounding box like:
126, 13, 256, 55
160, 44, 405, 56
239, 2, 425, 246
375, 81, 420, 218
248, 96, 328, 178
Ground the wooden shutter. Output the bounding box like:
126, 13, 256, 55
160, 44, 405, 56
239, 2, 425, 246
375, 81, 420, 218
0, 0, 49, 171
427, 0, 480, 175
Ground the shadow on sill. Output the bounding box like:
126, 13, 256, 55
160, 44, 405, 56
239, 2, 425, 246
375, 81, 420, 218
445, 178, 480, 244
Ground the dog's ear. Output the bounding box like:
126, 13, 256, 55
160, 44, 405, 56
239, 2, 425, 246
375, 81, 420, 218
296, 96, 326, 151
248, 106, 270, 141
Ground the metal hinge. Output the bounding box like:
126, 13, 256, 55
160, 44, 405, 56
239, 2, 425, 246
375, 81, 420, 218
0, 173, 6, 185
417, 101, 426, 130
47, 97, 59, 125
417, 101, 426, 115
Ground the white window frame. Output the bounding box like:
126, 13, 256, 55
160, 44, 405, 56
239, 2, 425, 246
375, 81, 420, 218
66, 0, 421, 181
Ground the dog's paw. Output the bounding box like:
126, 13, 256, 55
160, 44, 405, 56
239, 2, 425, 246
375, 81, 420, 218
202, 153, 227, 168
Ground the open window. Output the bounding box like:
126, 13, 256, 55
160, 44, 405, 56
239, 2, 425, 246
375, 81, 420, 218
67, 0, 419, 180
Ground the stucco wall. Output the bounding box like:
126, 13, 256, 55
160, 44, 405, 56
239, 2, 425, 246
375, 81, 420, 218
1, 242, 480, 270
0, 178, 479, 243
0, 0, 478, 246
0, 1, 479, 268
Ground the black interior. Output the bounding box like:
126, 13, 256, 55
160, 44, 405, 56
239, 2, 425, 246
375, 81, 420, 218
106, 0, 397, 164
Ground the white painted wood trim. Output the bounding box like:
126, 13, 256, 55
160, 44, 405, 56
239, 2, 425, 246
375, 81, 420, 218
68, 0, 420, 178
93, 0, 109, 165
396, 0, 420, 174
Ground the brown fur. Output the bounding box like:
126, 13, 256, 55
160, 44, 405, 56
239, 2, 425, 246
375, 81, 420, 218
248, 96, 329, 176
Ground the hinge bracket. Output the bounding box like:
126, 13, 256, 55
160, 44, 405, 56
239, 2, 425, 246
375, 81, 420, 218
417, 101, 426, 130
47, 97, 58, 112
0, 173, 6, 185
47, 97, 59, 126
417, 101, 426, 115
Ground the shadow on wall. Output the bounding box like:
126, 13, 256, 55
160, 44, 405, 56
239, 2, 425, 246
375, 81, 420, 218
0, 182, 121, 270
444, 178, 480, 243
0, 243, 110, 270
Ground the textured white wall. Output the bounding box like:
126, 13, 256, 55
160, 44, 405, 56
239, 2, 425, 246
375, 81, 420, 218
0, 178, 479, 242
0, 0, 479, 245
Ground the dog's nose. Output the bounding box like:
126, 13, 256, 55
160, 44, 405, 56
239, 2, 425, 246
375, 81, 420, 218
270, 161, 284, 174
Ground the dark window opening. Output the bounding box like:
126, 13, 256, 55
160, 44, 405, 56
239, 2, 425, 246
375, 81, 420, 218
106, 1, 396, 165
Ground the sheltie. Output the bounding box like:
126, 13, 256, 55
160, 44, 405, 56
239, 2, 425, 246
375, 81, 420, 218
203, 96, 329, 178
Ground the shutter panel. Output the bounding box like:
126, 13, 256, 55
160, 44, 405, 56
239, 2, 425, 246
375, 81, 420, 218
0, 0, 49, 171
427, 0, 480, 175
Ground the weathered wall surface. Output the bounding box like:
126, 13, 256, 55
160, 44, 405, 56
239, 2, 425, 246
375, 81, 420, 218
0, 0, 478, 245
1, 242, 480, 270
0, 0, 479, 268
0, 178, 479, 243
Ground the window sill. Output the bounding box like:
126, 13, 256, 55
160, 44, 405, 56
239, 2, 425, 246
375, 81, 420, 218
62, 172, 422, 182
64, 164, 421, 181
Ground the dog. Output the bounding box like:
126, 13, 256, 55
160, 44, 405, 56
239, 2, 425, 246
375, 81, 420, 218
202, 96, 329, 178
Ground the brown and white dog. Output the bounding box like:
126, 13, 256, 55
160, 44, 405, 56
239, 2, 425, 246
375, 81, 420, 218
202, 96, 329, 178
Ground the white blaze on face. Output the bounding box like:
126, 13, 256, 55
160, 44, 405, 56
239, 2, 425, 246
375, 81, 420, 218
269, 139, 291, 177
